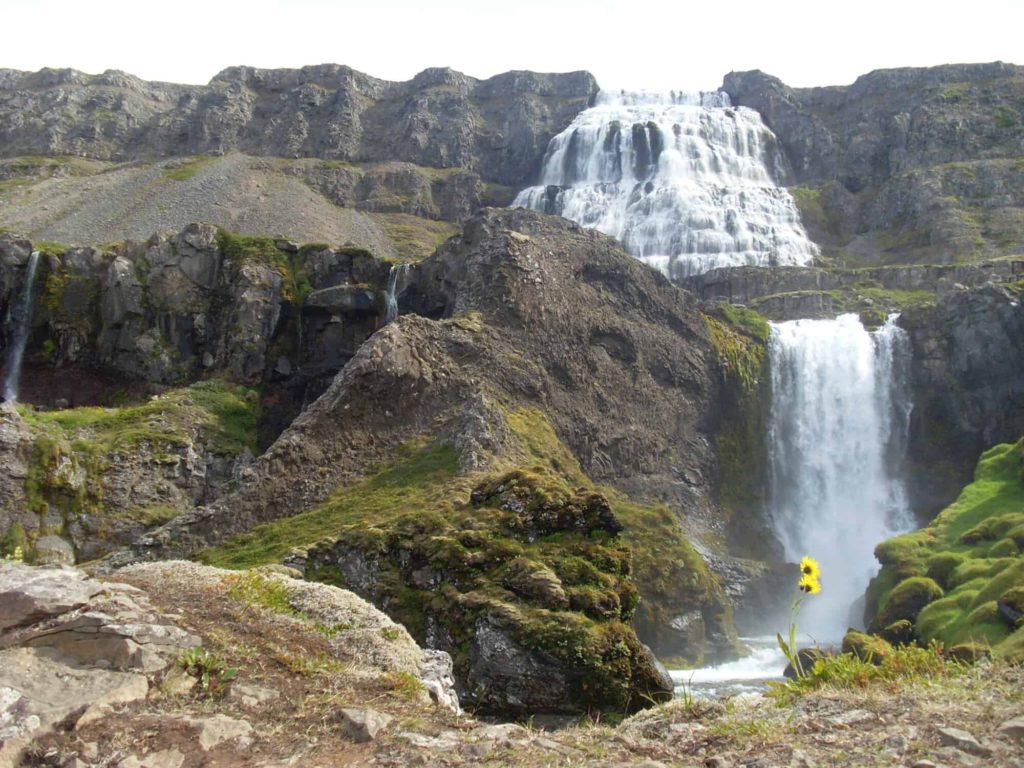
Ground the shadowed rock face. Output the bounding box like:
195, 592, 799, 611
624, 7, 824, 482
723, 63, 1024, 265
144, 208, 717, 550
0, 65, 598, 188
900, 282, 1024, 519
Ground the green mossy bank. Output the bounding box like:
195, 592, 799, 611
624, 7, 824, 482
865, 437, 1024, 661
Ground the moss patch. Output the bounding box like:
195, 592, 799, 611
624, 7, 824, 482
370, 213, 459, 262
866, 437, 1024, 659
16, 379, 258, 519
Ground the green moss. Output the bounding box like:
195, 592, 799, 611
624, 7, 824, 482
869, 437, 1024, 658
16, 380, 258, 520
370, 213, 459, 262
200, 406, 726, 710
705, 313, 767, 394
1, 522, 28, 558
159, 156, 214, 182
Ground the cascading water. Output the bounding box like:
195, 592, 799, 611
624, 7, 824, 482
384, 264, 409, 324
2, 250, 41, 402
767, 313, 915, 639
513, 90, 818, 278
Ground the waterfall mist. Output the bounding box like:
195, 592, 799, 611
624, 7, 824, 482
514, 90, 817, 278
767, 314, 914, 640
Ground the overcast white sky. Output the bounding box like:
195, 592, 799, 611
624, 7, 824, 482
3, 0, 1022, 91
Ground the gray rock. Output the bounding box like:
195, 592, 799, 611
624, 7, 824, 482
0, 563, 103, 631
227, 682, 279, 708
336, 707, 392, 743
33, 536, 75, 566
0, 647, 149, 764
998, 716, 1024, 743
116, 749, 186, 768
937, 726, 992, 757
419, 649, 460, 714
181, 714, 254, 751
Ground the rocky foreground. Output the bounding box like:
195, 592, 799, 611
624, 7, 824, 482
2, 561, 1023, 768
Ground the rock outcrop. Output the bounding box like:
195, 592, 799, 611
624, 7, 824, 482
682, 259, 1024, 321
103, 208, 741, 707
0, 65, 597, 188
0, 227, 400, 447
0, 560, 460, 766
900, 282, 1024, 518
724, 63, 1024, 265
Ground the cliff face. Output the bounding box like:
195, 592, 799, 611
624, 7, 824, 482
0, 65, 597, 187
723, 63, 1024, 265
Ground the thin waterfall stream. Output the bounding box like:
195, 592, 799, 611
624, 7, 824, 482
384, 264, 409, 324
2, 250, 41, 402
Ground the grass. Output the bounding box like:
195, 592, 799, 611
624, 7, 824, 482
867, 437, 1024, 661
197, 439, 463, 569
371, 213, 459, 262
13, 380, 259, 519
769, 642, 966, 702
159, 155, 215, 182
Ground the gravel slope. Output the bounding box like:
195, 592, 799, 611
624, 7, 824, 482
0, 153, 397, 254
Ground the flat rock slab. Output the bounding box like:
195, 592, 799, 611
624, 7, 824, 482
0, 563, 103, 631
937, 726, 992, 757
337, 707, 392, 743
997, 716, 1024, 743
0, 646, 148, 763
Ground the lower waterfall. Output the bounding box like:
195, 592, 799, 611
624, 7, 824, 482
2, 250, 41, 402
767, 313, 914, 639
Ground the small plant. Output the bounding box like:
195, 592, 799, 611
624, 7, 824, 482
178, 648, 238, 694
380, 627, 403, 641
777, 556, 822, 678
1, 545, 24, 562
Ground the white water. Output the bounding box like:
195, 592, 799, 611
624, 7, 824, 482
672, 636, 788, 699
3, 250, 41, 402
513, 90, 818, 278
767, 313, 915, 639
384, 264, 409, 323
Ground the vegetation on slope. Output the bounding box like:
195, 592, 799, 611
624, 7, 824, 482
3, 380, 258, 548
865, 437, 1024, 661
199, 406, 733, 713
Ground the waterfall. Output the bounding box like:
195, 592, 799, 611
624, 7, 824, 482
2, 250, 41, 402
767, 313, 914, 639
513, 90, 818, 278
384, 264, 409, 323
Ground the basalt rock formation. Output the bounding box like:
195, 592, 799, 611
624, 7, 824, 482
723, 63, 1024, 266
0, 65, 597, 249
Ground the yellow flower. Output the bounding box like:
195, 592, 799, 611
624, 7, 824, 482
798, 573, 821, 594
800, 556, 821, 581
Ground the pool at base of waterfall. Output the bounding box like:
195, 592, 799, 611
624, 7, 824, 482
669, 635, 840, 699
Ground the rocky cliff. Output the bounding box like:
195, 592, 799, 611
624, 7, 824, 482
0, 65, 596, 250
723, 63, 1024, 266
0, 65, 597, 185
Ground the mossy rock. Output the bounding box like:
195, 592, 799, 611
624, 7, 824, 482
841, 630, 891, 664
878, 619, 914, 646
946, 642, 991, 664
499, 558, 569, 610
783, 647, 831, 680
869, 577, 944, 633
989, 538, 1019, 558
925, 552, 966, 589
997, 586, 1024, 628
